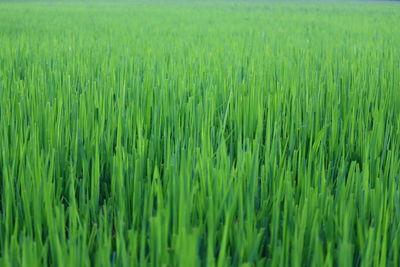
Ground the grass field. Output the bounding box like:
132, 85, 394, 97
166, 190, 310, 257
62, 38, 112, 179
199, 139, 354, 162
1, 1, 400, 266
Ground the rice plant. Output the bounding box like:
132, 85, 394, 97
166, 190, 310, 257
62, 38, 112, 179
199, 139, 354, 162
0, 1, 400, 266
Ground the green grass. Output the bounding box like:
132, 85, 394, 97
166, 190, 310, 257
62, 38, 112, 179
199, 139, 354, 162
1, 1, 400, 266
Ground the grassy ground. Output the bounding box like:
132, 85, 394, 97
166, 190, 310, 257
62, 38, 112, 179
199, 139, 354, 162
1, 1, 400, 266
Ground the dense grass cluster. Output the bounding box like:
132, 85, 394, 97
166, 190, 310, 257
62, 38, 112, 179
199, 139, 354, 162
1, 1, 400, 266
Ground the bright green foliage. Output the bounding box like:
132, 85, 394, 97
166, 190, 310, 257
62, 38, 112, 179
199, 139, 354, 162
1, 1, 400, 266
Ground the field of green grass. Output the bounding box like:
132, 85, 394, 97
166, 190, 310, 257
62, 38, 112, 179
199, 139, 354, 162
1, 1, 400, 266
